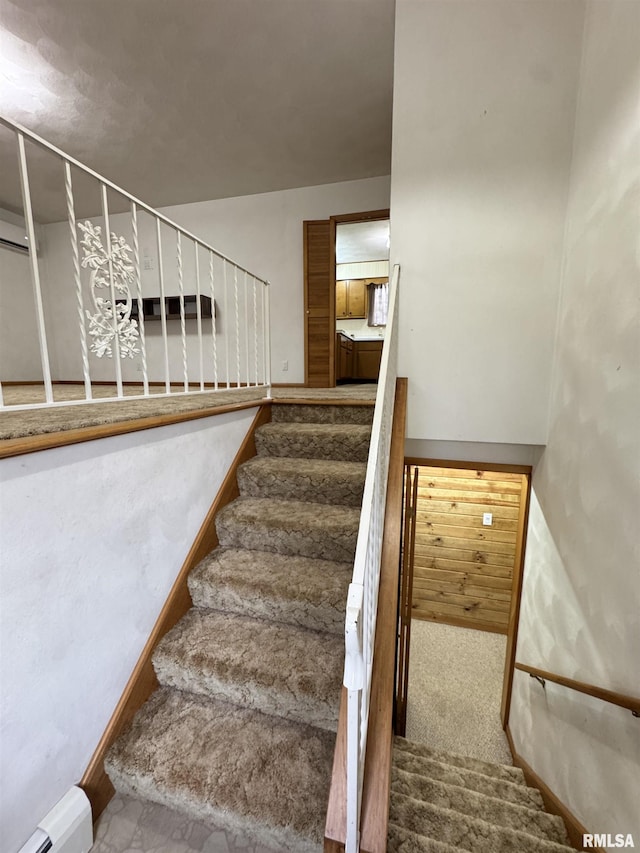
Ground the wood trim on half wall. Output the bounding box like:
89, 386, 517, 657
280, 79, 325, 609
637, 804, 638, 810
505, 725, 600, 852
80, 404, 272, 822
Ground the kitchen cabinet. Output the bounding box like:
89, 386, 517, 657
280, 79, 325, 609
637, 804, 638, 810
336, 279, 367, 319
336, 333, 354, 383
354, 340, 383, 380
335, 334, 383, 382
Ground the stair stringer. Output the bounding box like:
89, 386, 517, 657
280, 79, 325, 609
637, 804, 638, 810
79, 403, 273, 823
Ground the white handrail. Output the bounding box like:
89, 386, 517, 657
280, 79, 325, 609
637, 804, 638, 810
0, 116, 272, 410
343, 264, 400, 853
0, 116, 268, 285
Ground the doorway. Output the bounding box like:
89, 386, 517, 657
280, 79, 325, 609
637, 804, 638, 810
303, 208, 389, 387
398, 459, 531, 759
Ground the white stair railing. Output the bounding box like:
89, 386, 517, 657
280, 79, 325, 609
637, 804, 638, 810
343, 263, 400, 853
0, 117, 271, 410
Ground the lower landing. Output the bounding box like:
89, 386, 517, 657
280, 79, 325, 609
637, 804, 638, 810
91, 792, 278, 853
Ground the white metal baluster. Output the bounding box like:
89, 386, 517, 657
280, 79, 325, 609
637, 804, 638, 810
0, 382, 4, 407
261, 282, 266, 387
194, 244, 204, 391
64, 161, 92, 400
223, 260, 230, 389
264, 282, 272, 398
155, 218, 171, 392
253, 277, 258, 386
244, 272, 250, 387
17, 132, 53, 404
131, 203, 149, 396
209, 252, 218, 390
177, 232, 188, 392
100, 184, 123, 396
234, 265, 241, 388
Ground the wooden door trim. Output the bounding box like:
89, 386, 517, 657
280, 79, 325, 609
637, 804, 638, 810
501, 473, 532, 726
402, 456, 532, 724
405, 456, 532, 476
331, 208, 390, 224
329, 216, 336, 385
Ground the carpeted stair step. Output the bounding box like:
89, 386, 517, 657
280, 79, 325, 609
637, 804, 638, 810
391, 767, 568, 843
188, 547, 352, 635
389, 792, 574, 853
394, 736, 525, 785
105, 687, 333, 853
255, 422, 371, 462
272, 403, 374, 425
388, 822, 468, 853
237, 456, 366, 506
392, 748, 545, 811
216, 497, 360, 561
152, 609, 343, 731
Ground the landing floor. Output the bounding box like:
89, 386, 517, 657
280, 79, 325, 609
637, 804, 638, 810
0, 384, 376, 443
91, 793, 278, 853
406, 619, 512, 765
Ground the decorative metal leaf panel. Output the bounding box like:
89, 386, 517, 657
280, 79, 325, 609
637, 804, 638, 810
78, 220, 140, 358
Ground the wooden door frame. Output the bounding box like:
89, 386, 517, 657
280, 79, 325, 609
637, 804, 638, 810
403, 456, 532, 731
304, 208, 390, 387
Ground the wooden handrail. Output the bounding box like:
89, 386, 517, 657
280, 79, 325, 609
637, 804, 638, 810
515, 662, 640, 715
324, 377, 408, 853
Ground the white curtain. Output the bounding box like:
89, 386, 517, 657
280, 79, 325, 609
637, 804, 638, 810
367, 282, 389, 326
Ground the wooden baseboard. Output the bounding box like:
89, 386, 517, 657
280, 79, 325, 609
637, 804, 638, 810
411, 611, 508, 636
505, 725, 595, 852
79, 404, 272, 822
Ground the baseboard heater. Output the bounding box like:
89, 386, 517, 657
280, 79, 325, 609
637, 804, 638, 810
17, 788, 92, 853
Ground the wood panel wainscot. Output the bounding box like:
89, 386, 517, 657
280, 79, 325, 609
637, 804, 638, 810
410, 466, 526, 633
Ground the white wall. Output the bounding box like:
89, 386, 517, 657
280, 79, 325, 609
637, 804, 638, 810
0, 408, 257, 852
510, 1, 640, 844
39, 177, 390, 386
390, 0, 584, 446
0, 245, 43, 381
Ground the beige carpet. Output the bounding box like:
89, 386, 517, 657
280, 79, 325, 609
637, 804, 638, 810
406, 620, 512, 765
388, 737, 572, 853
102, 405, 374, 851
0, 384, 376, 441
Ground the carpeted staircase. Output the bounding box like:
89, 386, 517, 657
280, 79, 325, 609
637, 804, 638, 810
102, 400, 575, 853
104, 402, 373, 852
387, 737, 575, 853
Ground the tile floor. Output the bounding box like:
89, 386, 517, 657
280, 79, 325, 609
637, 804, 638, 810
91, 794, 278, 853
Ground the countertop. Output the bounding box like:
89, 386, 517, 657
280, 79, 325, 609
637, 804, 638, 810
337, 330, 385, 343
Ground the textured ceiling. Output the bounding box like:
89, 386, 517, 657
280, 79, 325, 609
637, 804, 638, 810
336, 219, 390, 263
0, 0, 395, 222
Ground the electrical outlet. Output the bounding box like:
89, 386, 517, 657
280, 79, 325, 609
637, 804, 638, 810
482, 512, 493, 526
282, 360, 288, 372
